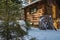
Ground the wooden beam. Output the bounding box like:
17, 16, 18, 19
52, 4, 56, 19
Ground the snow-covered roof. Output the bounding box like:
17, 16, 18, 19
22, 0, 41, 8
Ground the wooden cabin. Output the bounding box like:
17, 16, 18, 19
22, 0, 60, 29
23, 0, 43, 26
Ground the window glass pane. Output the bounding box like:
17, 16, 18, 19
34, 8, 37, 12
31, 9, 34, 14
31, 0, 36, 2
30, 6, 38, 14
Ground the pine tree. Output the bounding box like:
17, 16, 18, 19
0, 0, 27, 40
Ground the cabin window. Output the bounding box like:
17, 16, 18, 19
30, 6, 38, 14
31, 0, 36, 2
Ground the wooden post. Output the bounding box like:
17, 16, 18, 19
52, 4, 56, 19
52, 4, 58, 29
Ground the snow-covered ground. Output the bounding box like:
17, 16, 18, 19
24, 27, 60, 40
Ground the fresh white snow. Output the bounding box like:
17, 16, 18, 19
24, 27, 60, 40
17, 20, 27, 32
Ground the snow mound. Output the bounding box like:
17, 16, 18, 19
17, 20, 27, 32
24, 27, 60, 40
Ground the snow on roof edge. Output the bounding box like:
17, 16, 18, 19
22, 0, 41, 8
